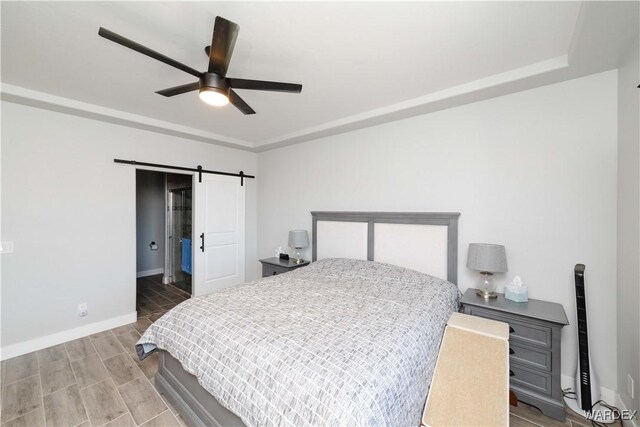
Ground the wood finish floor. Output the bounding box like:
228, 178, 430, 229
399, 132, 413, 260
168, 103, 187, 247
135, 275, 190, 322
1, 277, 612, 426
0, 319, 185, 427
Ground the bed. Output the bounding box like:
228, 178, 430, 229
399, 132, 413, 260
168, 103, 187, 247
137, 212, 460, 427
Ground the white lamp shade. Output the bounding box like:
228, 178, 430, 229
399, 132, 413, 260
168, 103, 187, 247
288, 230, 309, 249
466, 243, 508, 273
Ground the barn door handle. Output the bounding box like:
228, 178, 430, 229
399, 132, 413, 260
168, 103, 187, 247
200, 233, 205, 252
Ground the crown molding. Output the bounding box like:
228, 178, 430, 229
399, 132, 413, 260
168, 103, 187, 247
1, 56, 569, 154
0, 83, 255, 151
252, 55, 570, 152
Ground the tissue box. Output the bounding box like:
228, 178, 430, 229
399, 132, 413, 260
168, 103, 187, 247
505, 286, 528, 303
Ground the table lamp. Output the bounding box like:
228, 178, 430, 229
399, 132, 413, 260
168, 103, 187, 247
288, 230, 309, 264
467, 243, 508, 299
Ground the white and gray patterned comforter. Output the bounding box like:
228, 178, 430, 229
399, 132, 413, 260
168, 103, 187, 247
136, 258, 459, 427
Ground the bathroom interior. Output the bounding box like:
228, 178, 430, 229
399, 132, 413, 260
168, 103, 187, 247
135, 170, 192, 320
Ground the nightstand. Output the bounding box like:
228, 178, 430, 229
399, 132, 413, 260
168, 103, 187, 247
460, 288, 569, 421
259, 257, 310, 278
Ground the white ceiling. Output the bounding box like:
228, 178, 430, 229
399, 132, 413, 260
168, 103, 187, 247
1, 1, 638, 151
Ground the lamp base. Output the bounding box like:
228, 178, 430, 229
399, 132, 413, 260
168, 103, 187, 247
476, 289, 498, 299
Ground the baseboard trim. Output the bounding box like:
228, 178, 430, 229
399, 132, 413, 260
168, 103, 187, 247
616, 393, 640, 427
137, 268, 164, 278
0, 311, 137, 361
561, 374, 640, 425
562, 374, 617, 406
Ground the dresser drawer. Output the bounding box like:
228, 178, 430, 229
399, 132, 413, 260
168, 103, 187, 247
510, 343, 552, 372
510, 363, 552, 396
262, 264, 289, 277
466, 307, 552, 349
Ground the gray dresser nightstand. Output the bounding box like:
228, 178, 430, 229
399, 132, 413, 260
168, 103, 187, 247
460, 288, 569, 421
259, 257, 310, 278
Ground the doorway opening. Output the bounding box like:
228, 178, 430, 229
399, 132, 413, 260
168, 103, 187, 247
135, 170, 192, 321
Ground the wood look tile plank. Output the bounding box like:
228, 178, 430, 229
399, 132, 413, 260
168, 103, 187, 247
71, 355, 109, 389
39, 358, 75, 395
147, 311, 169, 323
92, 335, 126, 360
111, 324, 134, 337
165, 293, 187, 303
36, 344, 67, 367
510, 403, 570, 426
146, 294, 172, 307
140, 410, 180, 427
570, 421, 591, 427
103, 354, 143, 386
79, 379, 127, 426
43, 384, 88, 427
89, 330, 114, 340
1, 376, 41, 423
117, 377, 166, 425
132, 318, 153, 334
137, 298, 161, 314
65, 337, 97, 362
1, 353, 38, 386
103, 413, 136, 427
510, 414, 542, 427
2, 408, 45, 427
132, 353, 158, 379
115, 331, 141, 356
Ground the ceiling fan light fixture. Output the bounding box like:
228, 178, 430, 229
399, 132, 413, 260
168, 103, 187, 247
199, 87, 229, 106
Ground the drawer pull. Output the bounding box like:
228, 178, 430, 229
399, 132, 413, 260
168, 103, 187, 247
509, 348, 515, 355
510, 370, 515, 377
509, 326, 515, 333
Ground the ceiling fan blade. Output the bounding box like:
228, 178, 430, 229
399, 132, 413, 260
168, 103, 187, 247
228, 78, 302, 93
207, 17, 239, 77
208, 16, 240, 77
98, 27, 201, 78
156, 82, 200, 97
229, 90, 255, 115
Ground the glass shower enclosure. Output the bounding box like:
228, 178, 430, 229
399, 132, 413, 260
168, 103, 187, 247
166, 176, 192, 294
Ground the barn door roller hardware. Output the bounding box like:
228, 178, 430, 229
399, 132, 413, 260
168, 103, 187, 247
113, 159, 255, 185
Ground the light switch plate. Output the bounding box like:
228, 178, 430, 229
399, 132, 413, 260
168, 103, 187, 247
0, 241, 14, 253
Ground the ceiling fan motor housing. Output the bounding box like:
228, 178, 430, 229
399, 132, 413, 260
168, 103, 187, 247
200, 73, 229, 95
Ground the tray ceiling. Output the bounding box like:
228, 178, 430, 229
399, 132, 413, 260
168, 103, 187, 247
1, 2, 638, 151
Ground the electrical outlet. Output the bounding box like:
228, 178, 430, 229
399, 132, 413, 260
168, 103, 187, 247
628, 374, 635, 399
78, 303, 88, 317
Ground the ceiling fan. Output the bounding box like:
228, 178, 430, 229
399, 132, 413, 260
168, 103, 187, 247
98, 17, 302, 115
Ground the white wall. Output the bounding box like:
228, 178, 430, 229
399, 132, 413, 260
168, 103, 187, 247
258, 71, 618, 389
135, 170, 165, 275
616, 36, 639, 414
1, 101, 259, 355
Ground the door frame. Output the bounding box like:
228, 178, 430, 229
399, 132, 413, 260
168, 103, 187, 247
135, 165, 196, 294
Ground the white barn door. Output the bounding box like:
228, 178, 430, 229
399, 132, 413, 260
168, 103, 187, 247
193, 174, 245, 297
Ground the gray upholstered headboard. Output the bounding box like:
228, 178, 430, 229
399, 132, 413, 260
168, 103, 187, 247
311, 211, 460, 284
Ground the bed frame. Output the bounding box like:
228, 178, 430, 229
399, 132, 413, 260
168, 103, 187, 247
155, 211, 460, 426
